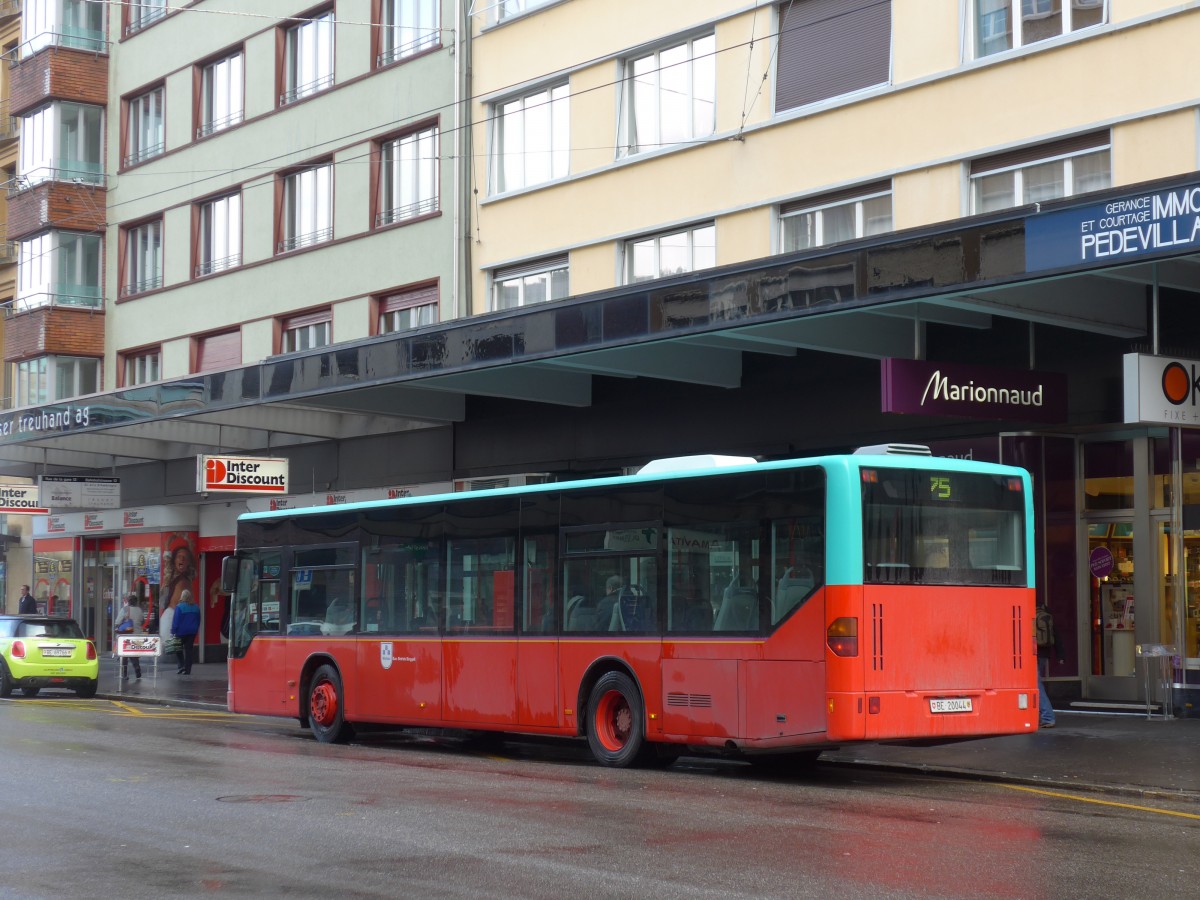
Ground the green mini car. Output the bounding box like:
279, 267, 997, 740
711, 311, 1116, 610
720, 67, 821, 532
0, 615, 99, 698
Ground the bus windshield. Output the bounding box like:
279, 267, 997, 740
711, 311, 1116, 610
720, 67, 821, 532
862, 467, 1026, 586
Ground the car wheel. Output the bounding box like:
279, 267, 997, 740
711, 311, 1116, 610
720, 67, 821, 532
0, 661, 12, 698
20, 687, 40, 698
308, 664, 353, 744
586, 671, 652, 768
75, 680, 98, 699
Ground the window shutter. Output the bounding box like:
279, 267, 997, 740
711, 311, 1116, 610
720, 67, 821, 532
380, 283, 438, 314
775, 0, 891, 114
283, 308, 332, 330
780, 179, 891, 216
493, 254, 569, 283
195, 330, 241, 372
970, 131, 1110, 176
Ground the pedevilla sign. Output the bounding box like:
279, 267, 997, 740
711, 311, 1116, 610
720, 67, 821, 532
1027, 183, 1200, 271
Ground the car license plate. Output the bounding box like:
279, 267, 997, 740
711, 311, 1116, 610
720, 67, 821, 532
929, 697, 972, 713
41, 647, 72, 658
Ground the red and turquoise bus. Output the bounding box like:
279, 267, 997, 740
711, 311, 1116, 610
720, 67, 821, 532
222, 446, 1038, 767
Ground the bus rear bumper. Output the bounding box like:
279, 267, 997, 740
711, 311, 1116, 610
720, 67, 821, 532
826, 689, 1039, 742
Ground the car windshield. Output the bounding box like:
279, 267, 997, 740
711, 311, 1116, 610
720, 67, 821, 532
17, 620, 84, 639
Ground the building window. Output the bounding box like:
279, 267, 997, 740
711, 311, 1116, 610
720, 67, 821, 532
194, 329, 241, 373
492, 255, 569, 310
281, 310, 332, 353
126, 0, 166, 35
13, 356, 99, 407
21, 0, 105, 55
492, 84, 569, 193
122, 219, 163, 296
377, 283, 438, 333
18, 102, 104, 186
377, 125, 439, 226
495, 0, 553, 23
625, 224, 715, 284
776, 0, 891, 113
780, 182, 893, 252
196, 193, 241, 277
16, 231, 102, 309
198, 52, 244, 138
281, 10, 335, 105
970, 132, 1110, 214
620, 35, 715, 157
973, 0, 1106, 58
125, 86, 164, 167
278, 163, 333, 253
122, 348, 161, 386
378, 0, 439, 66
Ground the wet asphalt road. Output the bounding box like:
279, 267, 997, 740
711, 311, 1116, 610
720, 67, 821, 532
1, 696, 1197, 899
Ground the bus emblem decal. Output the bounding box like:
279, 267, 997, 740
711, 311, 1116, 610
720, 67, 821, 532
380, 642, 394, 670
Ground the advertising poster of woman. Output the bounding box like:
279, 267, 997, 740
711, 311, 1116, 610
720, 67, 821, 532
159, 534, 199, 656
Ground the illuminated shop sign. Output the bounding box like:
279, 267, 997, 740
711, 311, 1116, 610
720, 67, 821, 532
0, 484, 50, 515
881, 358, 1067, 424
1123, 353, 1200, 427
1027, 183, 1200, 271
198, 455, 289, 494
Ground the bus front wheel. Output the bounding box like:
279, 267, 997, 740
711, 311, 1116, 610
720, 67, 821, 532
586, 671, 649, 768
308, 664, 353, 744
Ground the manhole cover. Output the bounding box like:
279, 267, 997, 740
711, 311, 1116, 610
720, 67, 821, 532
216, 794, 310, 803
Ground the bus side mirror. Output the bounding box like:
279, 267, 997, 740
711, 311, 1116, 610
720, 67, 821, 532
220, 556, 241, 594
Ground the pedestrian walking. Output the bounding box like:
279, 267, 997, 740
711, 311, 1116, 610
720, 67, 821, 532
114, 594, 145, 680
171, 589, 201, 675
17, 585, 37, 614
1035, 604, 1064, 728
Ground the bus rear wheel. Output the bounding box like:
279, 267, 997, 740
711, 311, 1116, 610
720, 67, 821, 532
308, 664, 353, 744
586, 671, 651, 768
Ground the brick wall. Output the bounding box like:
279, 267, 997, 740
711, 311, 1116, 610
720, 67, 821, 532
3, 305, 105, 363
6, 181, 106, 241
9, 47, 108, 117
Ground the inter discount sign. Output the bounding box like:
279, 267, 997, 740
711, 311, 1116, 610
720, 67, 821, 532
198, 455, 289, 494
0, 484, 50, 515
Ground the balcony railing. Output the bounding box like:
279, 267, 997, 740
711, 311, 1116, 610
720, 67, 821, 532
278, 227, 333, 254
4, 290, 103, 315
15, 28, 108, 59
195, 252, 241, 278
6, 164, 106, 196
0, 241, 17, 265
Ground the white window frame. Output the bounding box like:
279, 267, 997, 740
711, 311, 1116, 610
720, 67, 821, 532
282, 11, 335, 105
378, 125, 439, 226
123, 349, 161, 386
14, 355, 100, 406
127, 0, 166, 35
972, 0, 1107, 59
379, 0, 440, 66
779, 187, 893, 253
494, 0, 554, 23
197, 193, 242, 277
281, 314, 332, 353
619, 33, 716, 158
491, 83, 569, 194
123, 219, 163, 296
378, 285, 439, 334
22, 0, 105, 56
624, 224, 716, 284
19, 102, 104, 186
280, 164, 333, 253
125, 85, 164, 167
970, 145, 1111, 214
198, 52, 244, 138
491, 255, 569, 310
16, 230, 102, 309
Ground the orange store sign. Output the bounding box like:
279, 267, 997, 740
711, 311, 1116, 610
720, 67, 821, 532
197, 455, 289, 494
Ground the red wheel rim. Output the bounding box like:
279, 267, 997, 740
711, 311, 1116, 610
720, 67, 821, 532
594, 689, 633, 753
310, 681, 339, 728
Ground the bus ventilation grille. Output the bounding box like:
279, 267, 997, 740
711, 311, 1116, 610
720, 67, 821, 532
872, 602, 884, 671
666, 693, 713, 708
1012, 604, 1024, 668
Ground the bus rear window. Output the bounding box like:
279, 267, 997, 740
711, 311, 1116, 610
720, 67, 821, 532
862, 468, 1026, 586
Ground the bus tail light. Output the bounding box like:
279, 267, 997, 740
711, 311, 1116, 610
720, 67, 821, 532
827, 617, 858, 657
11, 640, 25, 659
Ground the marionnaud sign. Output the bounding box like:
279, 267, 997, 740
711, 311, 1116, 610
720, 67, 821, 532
1123, 353, 1200, 427
198, 455, 289, 494
1026, 183, 1200, 272
38, 475, 121, 510
881, 358, 1067, 424
0, 484, 49, 515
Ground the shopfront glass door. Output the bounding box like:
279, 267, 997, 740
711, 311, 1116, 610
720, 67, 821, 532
1087, 519, 1136, 677
81, 538, 119, 652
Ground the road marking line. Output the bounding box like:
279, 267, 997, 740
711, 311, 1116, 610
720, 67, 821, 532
1000, 784, 1200, 820
110, 700, 147, 716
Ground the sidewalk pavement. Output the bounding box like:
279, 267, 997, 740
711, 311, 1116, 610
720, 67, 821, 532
97, 657, 1200, 800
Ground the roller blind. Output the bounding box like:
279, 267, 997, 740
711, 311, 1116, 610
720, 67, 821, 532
775, 0, 891, 114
